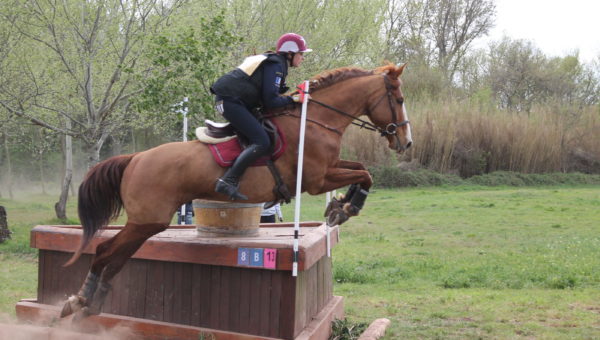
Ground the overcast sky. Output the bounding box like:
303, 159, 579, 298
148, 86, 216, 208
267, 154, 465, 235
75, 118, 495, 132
481, 0, 600, 63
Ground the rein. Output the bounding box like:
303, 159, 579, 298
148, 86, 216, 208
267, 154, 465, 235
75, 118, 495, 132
308, 98, 383, 134
303, 75, 409, 137
265, 74, 409, 138
266, 110, 343, 135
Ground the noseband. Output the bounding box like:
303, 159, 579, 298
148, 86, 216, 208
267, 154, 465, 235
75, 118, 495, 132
308, 74, 409, 137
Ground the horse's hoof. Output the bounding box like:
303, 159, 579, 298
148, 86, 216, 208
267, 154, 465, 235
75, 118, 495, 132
72, 307, 91, 323
60, 295, 84, 318
324, 197, 342, 218
327, 213, 340, 227
326, 208, 348, 226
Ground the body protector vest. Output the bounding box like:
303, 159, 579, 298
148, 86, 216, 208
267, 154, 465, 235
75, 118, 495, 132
210, 53, 289, 109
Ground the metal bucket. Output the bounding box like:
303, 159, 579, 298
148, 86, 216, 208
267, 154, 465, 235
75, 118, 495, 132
193, 199, 262, 237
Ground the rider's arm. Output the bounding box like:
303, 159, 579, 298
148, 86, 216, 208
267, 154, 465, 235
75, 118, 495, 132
261, 62, 294, 108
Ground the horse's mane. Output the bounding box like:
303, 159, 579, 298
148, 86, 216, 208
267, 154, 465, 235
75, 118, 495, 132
308, 63, 398, 93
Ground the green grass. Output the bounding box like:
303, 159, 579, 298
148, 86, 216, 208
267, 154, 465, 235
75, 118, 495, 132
281, 185, 600, 339
1, 185, 600, 338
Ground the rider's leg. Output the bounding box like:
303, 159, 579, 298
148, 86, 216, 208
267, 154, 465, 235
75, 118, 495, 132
215, 98, 270, 200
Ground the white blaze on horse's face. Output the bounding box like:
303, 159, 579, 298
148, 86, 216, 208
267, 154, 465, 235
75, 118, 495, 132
399, 102, 412, 151
386, 101, 412, 153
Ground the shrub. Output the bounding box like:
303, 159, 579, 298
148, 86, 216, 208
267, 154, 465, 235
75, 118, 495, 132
329, 318, 369, 340
368, 167, 600, 188
369, 166, 462, 187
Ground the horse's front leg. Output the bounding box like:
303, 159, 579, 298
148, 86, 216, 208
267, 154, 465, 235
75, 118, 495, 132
316, 163, 372, 226
332, 159, 370, 204
61, 222, 168, 320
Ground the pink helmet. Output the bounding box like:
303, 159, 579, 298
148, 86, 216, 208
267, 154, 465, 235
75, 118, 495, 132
276, 33, 312, 53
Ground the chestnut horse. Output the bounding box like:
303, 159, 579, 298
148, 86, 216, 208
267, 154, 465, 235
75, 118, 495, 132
60, 63, 412, 319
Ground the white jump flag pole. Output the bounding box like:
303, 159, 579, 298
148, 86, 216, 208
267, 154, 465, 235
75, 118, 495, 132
324, 191, 335, 257
180, 97, 189, 225
293, 81, 310, 277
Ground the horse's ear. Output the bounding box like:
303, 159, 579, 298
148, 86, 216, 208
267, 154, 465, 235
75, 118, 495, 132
395, 63, 407, 77
387, 63, 407, 79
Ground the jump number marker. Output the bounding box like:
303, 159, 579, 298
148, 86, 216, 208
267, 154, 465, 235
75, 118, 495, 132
237, 248, 277, 269
249, 248, 264, 267
238, 248, 250, 265
264, 248, 277, 269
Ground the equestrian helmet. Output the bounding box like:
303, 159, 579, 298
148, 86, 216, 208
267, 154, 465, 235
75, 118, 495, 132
276, 33, 312, 53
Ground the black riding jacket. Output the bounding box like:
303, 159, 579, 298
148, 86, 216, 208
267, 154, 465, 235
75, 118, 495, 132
210, 53, 294, 109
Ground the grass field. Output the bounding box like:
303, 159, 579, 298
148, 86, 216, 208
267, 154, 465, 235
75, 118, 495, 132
1, 185, 600, 339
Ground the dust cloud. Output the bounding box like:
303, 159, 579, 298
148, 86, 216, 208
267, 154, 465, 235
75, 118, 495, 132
0, 311, 139, 340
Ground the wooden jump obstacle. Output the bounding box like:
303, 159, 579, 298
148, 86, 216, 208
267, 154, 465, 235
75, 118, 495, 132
16, 222, 344, 340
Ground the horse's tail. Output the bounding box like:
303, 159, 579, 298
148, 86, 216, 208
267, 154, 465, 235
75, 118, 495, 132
64, 153, 136, 267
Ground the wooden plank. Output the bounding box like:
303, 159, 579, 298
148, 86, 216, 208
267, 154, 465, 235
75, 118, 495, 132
55, 252, 75, 303
324, 256, 333, 303
279, 274, 296, 340
228, 265, 241, 332
37, 250, 45, 304
171, 262, 184, 323
0, 323, 109, 340
180, 262, 193, 325
199, 265, 212, 327
209, 265, 221, 329
293, 270, 307, 337
293, 296, 345, 340
357, 318, 391, 340
162, 261, 175, 323
16, 301, 282, 340
317, 256, 325, 312
44, 250, 55, 304
259, 270, 272, 336
144, 260, 164, 321
301, 226, 340, 273
119, 260, 131, 316
190, 263, 203, 326
238, 267, 251, 334
30, 224, 339, 271
247, 268, 262, 335
30, 224, 339, 339
268, 271, 282, 338
219, 266, 231, 330
107, 263, 121, 314
128, 260, 145, 317
309, 260, 319, 321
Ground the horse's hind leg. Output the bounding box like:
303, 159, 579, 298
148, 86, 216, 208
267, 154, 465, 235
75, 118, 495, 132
61, 222, 167, 318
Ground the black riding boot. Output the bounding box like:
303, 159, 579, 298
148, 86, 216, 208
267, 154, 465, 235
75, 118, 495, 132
215, 144, 268, 200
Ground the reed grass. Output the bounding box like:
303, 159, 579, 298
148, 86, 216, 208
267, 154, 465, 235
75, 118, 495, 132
342, 101, 600, 176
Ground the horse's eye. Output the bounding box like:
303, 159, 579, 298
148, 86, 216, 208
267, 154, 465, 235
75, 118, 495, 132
397, 98, 404, 105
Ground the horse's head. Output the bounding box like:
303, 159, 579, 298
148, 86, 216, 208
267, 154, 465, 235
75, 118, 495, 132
368, 63, 412, 153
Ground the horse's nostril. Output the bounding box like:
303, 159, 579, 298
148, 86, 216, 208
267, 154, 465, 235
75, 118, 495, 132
406, 141, 412, 149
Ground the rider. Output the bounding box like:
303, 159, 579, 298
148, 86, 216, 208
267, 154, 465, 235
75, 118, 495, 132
210, 33, 312, 200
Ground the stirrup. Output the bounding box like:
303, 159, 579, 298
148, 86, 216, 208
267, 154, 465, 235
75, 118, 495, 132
215, 179, 248, 201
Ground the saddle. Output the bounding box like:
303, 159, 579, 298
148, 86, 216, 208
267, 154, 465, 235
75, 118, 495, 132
196, 119, 286, 167
196, 119, 292, 206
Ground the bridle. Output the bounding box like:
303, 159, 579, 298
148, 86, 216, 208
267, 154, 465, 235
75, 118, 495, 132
307, 74, 409, 137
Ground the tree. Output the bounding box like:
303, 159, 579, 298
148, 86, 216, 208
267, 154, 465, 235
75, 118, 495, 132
383, 0, 495, 82
543, 54, 600, 108
0, 0, 183, 219
1, 0, 184, 166
488, 37, 547, 112
0, 123, 15, 199
135, 12, 242, 129
194, 0, 386, 81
